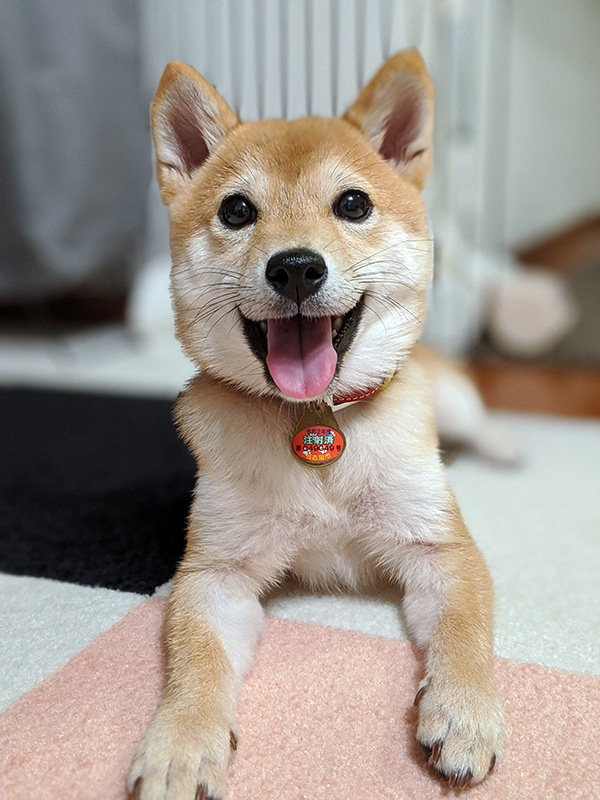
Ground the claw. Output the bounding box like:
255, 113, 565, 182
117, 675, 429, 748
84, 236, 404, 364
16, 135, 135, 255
420, 742, 432, 760
230, 729, 238, 751
431, 741, 443, 764
414, 685, 427, 706
448, 772, 458, 788
132, 777, 142, 799
457, 771, 472, 790
489, 753, 497, 774
195, 788, 207, 800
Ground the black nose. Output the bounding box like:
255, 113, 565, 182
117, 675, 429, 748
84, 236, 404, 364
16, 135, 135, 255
265, 248, 327, 305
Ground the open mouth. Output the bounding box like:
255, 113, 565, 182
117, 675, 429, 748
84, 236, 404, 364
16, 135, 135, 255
241, 294, 364, 400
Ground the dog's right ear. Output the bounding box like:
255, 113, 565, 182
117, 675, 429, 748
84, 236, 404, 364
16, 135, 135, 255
343, 49, 434, 191
150, 62, 239, 204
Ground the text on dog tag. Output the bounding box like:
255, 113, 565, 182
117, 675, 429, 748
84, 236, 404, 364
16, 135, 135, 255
291, 404, 346, 467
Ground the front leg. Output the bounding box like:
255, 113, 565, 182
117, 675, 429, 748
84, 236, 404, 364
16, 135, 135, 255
400, 500, 506, 788
128, 565, 264, 800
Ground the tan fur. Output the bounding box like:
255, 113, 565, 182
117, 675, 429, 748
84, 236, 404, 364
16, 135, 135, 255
129, 51, 506, 800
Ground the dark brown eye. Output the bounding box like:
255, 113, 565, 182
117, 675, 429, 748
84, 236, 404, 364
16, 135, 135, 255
333, 189, 372, 221
219, 195, 257, 228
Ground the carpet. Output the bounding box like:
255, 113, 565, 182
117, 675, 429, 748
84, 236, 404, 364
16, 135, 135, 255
1, 600, 599, 800
0, 388, 194, 592
1, 388, 599, 798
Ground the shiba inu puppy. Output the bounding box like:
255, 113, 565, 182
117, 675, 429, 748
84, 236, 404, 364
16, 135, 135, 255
129, 50, 506, 799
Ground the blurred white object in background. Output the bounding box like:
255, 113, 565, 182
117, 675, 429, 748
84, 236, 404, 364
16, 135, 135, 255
487, 267, 578, 358
421, 222, 578, 356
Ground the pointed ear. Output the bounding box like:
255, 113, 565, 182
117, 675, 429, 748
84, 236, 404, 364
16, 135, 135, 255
343, 49, 434, 190
150, 62, 239, 204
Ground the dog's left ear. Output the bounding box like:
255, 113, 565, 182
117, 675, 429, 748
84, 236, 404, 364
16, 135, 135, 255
344, 49, 434, 190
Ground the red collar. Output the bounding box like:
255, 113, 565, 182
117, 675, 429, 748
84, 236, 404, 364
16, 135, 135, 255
332, 371, 395, 408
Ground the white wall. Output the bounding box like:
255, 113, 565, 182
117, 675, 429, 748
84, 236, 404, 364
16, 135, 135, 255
505, 0, 600, 247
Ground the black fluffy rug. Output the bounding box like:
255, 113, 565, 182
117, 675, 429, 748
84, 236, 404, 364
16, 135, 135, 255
0, 388, 195, 593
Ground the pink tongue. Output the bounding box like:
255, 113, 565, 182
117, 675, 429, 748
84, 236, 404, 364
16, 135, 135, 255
266, 316, 337, 399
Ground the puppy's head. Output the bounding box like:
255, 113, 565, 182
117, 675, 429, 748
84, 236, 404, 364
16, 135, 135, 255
151, 50, 434, 401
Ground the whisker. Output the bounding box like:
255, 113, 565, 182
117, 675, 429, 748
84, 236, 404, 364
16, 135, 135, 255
200, 269, 244, 279
365, 290, 423, 327
321, 236, 339, 253
352, 259, 420, 280
353, 258, 421, 287
343, 243, 401, 272
355, 277, 419, 293
184, 296, 239, 331
203, 305, 238, 339
196, 283, 254, 293
329, 141, 363, 176
226, 316, 241, 337
249, 243, 270, 257
363, 298, 388, 334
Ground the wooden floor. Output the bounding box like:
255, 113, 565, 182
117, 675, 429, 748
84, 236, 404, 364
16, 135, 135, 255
470, 360, 600, 419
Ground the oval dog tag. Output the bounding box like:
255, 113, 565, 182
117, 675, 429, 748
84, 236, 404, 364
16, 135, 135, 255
291, 404, 346, 467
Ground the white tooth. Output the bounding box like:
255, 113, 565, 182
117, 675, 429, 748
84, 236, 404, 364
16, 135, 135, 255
260, 322, 267, 334
333, 316, 343, 333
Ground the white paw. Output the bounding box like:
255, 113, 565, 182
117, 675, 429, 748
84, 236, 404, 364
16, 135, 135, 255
415, 677, 506, 789
128, 703, 237, 800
